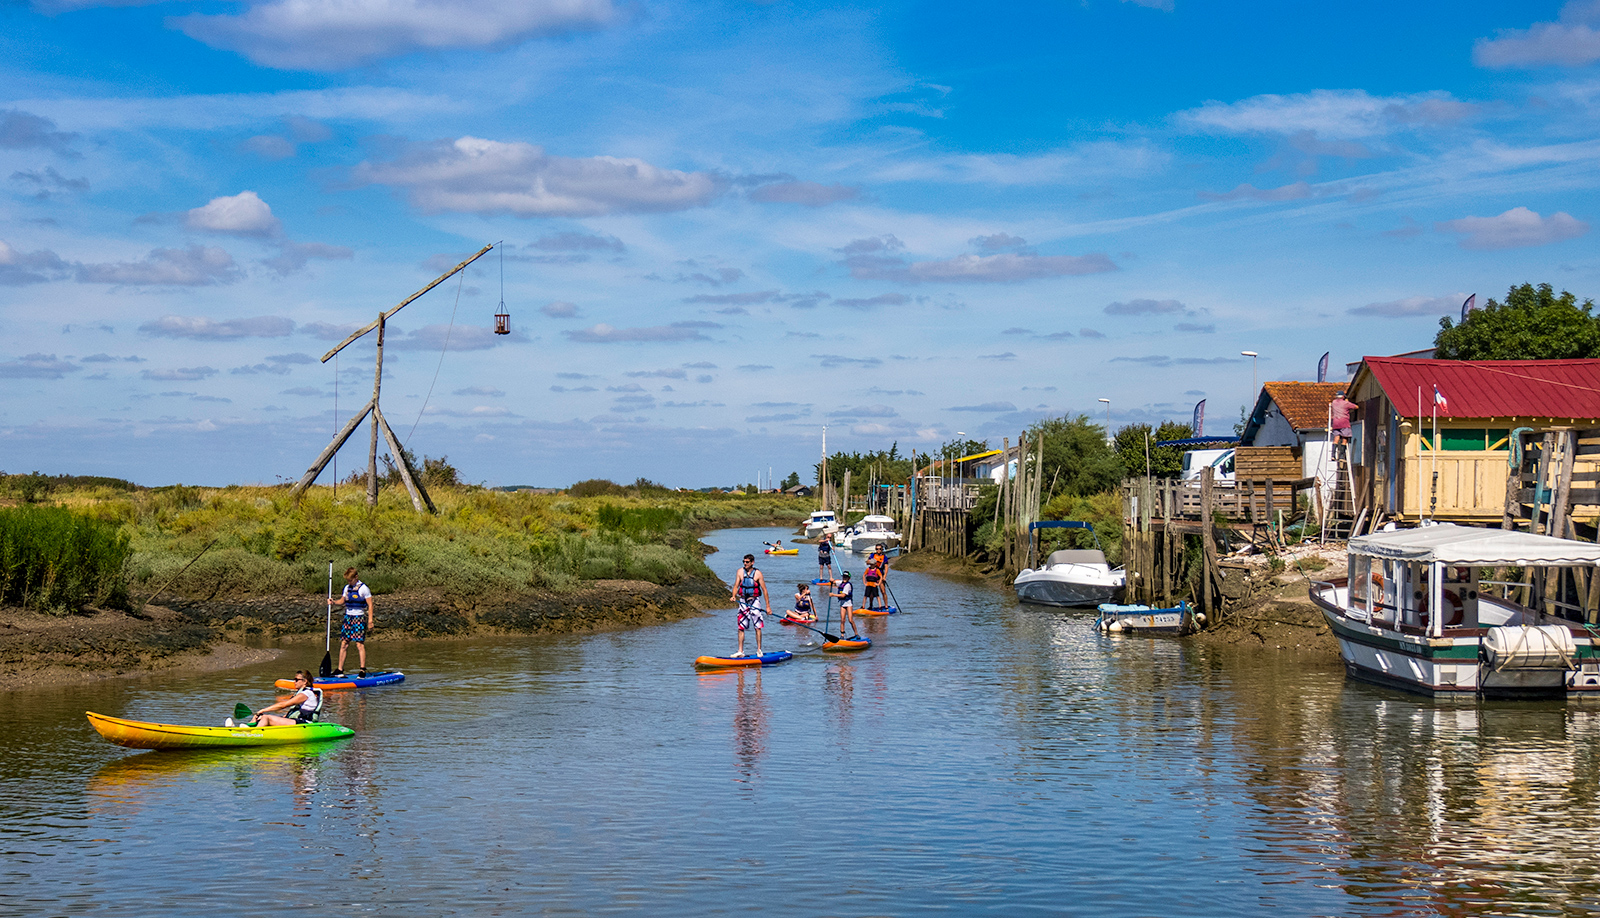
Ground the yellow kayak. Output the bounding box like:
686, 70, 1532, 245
86, 711, 354, 750
764, 547, 799, 555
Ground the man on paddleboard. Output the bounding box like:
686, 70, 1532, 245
332, 567, 374, 677
730, 554, 769, 657
817, 533, 835, 581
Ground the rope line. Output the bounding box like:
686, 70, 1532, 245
407, 264, 466, 445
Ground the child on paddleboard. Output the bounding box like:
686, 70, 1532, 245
817, 533, 834, 580
832, 571, 857, 638
791, 582, 816, 622
729, 554, 769, 657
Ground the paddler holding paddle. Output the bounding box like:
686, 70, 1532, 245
729, 554, 769, 657
832, 571, 858, 637
331, 566, 374, 677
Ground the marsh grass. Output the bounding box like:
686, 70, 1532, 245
0, 505, 132, 612
49, 483, 808, 602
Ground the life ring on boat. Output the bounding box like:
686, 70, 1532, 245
1418, 590, 1465, 628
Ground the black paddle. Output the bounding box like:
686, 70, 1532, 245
319, 561, 333, 678
885, 579, 903, 614
766, 610, 840, 644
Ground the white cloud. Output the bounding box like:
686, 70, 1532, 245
1197, 181, 1313, 202
186, 191, 283, 238
872, 141, 1168, 186
141, 315, 296, 339
843, 247, 1117, 283
947, 401, 1018, 412
541, 301, 579, 318
0, 353, 80, 379
389, 324, 511, 351
1347, 294, 1465, 318
142, 366, 219, 382
1474, 2, 1600, 69
0, 240, 69, 285
175, 0, 618, 71
564, 322, 714, 343
0, 109, 78, 156
1178, 89, 1477, 140
77, 246, 241, 286
1435, 206, 1590, 250
1104, 298, 1186, 316
748, 180, 861, 206
355, 137, 724, 218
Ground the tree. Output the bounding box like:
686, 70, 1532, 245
1112, 421, 1194, 479
1435, 283, 1599, 360
1028, 414, 1122, 500
780, 471, 801, 490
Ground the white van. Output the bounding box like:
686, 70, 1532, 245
1180, 448, 1235, 484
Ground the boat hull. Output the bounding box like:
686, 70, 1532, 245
1096, 602, 1194, 635
1014, 568, 1123, 607
86, 712, 354, 750
1310, 579, 1600, 698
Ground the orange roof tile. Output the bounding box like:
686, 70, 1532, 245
1263, 381, 1345, 430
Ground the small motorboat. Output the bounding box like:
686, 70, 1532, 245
1096, 601, 1198, 635
803, 510, 839, 539
839, 515, 900, 553
1013, 521, 1125, 607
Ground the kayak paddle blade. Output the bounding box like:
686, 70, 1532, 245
233, 703, 253, 722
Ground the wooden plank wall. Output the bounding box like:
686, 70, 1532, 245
1235, 446, 1300, 483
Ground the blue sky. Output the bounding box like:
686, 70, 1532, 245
2, 1, 1597, 487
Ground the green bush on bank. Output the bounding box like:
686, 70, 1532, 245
0, 505, 131, 612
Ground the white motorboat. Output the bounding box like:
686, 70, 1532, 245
1012, 521, 1125, 606
1309, 523, 1600, 698
803, 510, 839, 539
838, 515, 900, 553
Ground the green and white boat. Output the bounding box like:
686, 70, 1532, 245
1310, 523, 1600, 698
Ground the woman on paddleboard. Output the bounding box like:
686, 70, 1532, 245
729, 554, 769, 657
832, 571, 858, 638
250, 671, 323, 726
791, 582, 816, 622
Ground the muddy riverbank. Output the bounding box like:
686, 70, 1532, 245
0, 577, 730, 690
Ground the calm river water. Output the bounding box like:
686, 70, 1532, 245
4, 525, 1600, 916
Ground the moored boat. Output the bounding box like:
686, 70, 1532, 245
1096, 601, 1197, 635
803, 510, 839, 539
839, 515, 900, 553
1309, 523, 1600, 698
1013, 521, 1125, 606
86, 711, 354, 750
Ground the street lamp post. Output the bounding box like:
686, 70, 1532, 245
1241, 351, 1259, 404
1097, 398, 1111, 442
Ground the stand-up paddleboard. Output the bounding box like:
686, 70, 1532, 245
854, 606, 898, 616
821, 637, 871, 652
779, 614, 818, 626
694, 650, 794, 668
274, 671, 405, 691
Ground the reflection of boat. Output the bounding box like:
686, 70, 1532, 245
803, 510, 838, 539
1013, 521, 1125, 606
1310, 523, 1600, 698
86, 711, 355, 749
274, 670, 404, 690
839, 515, 900, 553
1096, 601, 1196, 634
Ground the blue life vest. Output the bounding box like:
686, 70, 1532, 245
795, 593, 813, 613
739, 570, 760, 600
818, 540, 832, 559
343, 582, 368, 614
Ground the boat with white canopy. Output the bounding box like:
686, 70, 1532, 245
1309, 523, 1600, 698
1013, 521, 1126, 607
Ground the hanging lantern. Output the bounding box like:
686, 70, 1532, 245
494, 309, 510, 335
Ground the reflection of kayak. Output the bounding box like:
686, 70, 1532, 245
694, 650, 794, 668
855, 606, 898, 616
274, 671, 405, 691
822, 637, 871, 652
86, 712, 354, 750
764, 548, 799, 555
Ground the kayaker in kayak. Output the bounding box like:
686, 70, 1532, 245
729, 554, 769, 657
252, 671, 324, 726
791, 582, 816, 622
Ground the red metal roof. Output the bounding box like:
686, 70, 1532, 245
1361, 357, 1600, 419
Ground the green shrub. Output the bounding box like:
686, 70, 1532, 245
0, 505, 131, 611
